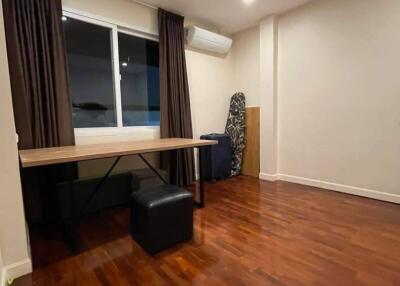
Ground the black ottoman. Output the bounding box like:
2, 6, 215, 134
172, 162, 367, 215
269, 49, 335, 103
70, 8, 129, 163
130, 185, 193, 254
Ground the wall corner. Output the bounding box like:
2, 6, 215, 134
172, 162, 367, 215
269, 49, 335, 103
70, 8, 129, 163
259, 15, 279, 176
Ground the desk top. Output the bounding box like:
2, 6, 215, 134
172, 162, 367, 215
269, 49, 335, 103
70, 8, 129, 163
19, 138, 217, 168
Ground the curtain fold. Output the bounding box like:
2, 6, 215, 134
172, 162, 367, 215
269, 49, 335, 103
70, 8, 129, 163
158, 9, 195, 186
3, 0, 76, 223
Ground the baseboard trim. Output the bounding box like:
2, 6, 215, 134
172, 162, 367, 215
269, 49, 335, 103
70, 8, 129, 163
259, 173, 400, 204
1, 258, 32, 285
259, 173, 280, 182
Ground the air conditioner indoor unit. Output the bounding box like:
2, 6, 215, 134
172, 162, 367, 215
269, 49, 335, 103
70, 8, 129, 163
185, 26, 232, 55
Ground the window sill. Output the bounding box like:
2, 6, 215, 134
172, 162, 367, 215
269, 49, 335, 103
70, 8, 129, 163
74, 126, 160, 145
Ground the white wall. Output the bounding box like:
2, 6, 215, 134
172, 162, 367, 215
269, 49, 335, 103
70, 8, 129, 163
276, 0, 400, 202
186, 50, 234, 138
0, 0, 32, 280
259, 16, 279, 179
229, 21, 280, 181
63, 0, 157, 35
228, 0, 400, 203
231, 25, 260, 107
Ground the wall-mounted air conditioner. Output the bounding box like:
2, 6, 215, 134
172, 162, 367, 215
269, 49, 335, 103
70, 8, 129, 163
185, 26, 232, 55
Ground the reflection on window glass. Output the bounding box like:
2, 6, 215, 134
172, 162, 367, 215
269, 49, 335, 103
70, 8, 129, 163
64, 17, 117, 128
118, 33, 160, 126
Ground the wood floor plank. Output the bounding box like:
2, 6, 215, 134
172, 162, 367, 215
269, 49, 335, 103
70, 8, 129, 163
14, 176, 400, 286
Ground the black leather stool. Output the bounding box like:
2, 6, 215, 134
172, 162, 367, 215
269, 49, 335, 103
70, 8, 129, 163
130, 185, 193, 254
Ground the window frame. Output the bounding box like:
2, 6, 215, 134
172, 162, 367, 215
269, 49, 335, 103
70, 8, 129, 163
62, 8, 160, 137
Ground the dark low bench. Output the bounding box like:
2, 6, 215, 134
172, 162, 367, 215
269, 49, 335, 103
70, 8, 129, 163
57, 172, 134, 219
130, 185, 193, 254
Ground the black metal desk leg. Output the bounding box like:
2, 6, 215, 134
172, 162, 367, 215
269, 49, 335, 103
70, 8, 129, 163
197, 146, 205, 208
137, 154, 168, 185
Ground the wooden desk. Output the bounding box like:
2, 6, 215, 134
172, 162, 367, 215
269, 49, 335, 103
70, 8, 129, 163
19, 138, 216, 252
19, 138, 218, 168
19, 138, 217, 167
19, 138, 218, 208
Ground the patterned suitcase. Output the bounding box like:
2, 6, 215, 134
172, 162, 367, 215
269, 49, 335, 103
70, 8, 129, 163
200, 133, 232, 181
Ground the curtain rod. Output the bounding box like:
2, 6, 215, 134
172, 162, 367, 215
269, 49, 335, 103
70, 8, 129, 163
130, 0, 158, 11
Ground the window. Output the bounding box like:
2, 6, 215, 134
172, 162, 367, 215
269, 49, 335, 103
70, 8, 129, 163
119, 32, 160, 126
64, 17, 116, 128
63, 12, 160, 130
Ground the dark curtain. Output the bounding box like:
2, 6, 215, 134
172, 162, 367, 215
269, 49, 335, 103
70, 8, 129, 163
3, 0, 76, 223
158, 9, 195, 186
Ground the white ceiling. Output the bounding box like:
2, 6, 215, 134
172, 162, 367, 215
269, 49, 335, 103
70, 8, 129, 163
135, 0, 314, 34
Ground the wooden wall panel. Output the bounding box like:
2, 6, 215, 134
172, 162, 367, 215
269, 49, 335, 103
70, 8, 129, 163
242, 107, 260, 177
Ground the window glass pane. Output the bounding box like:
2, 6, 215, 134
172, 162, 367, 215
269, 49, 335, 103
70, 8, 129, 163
118, 33, 160, 126
64, 17, 117, 128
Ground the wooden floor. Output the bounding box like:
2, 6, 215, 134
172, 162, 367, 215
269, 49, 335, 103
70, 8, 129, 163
15, 176, 400, 286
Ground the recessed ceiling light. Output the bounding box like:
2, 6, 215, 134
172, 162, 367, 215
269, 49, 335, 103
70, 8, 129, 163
243, 0, 255, 5
122, 62, 128, 67
62, 16, 67, 21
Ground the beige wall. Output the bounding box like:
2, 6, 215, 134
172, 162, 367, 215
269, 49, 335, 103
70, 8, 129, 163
277, 0, 400, 201
231, 25, 260, 107
0, 0, 31, 279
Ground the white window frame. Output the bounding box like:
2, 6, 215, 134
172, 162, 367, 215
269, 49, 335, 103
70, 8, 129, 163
62, 8, 160, 138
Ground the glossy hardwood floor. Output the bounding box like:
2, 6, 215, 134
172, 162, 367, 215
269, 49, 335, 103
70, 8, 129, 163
15, 176, 400, 286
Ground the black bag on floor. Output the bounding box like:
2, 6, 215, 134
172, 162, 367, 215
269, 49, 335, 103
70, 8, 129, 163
200, 134, 231, 181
